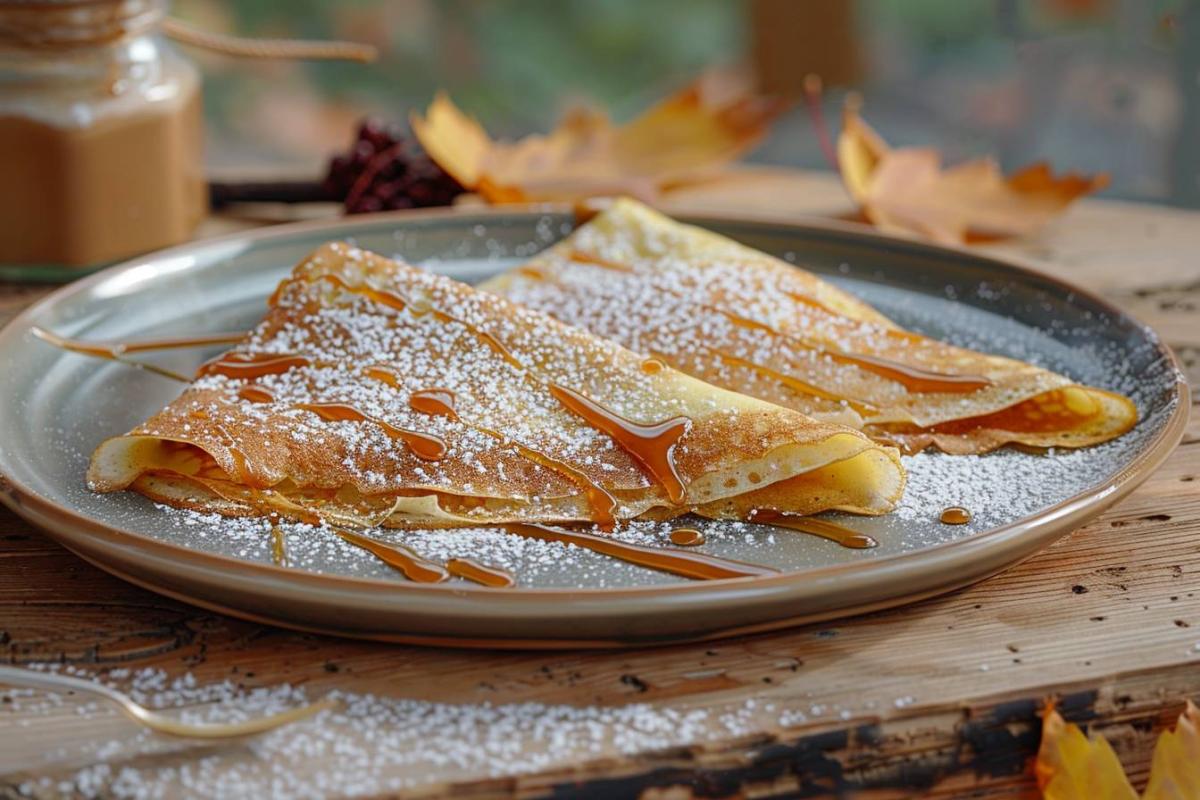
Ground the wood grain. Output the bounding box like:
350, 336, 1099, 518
1, 171, 1197, 798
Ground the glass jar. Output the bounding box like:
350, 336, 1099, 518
0, 0, 206, 276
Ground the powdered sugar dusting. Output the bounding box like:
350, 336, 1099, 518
5, 665, 816, 798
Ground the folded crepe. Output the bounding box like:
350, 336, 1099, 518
88, 242, 904, 528
481, 199, 1137, 454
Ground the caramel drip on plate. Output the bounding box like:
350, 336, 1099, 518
940, 506, 971, 525
502, 523, 777, 580
749, 510, 878, 550
567, 249, 635, 273
270, 525, 288, 566
549, 383, 691, 503
297, 402, 447, 461
446, 557, 515, 588
409, 388, 458, 420
30, 327, 212, 382
238, 384, 275, 404
717, 309, 992, 394
30, 327, 246, 357
669, 528, 705, 546
333, 528, 449, 583
197, 353, 311, 381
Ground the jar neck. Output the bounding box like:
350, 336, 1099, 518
0, 1, 181, 99
0, 0, 166, 51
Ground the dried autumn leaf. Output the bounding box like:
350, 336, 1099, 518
1037, 700, 1200, 800
411, 71, 784, 204
1037, 701, 1138, 800
837, 106, 1108, 245
1143, 700, 1200, 800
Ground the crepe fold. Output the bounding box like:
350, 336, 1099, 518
88, 243, 904, 528
481, 199, 1137, 454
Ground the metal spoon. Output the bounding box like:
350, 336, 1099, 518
0, 665, 334, 739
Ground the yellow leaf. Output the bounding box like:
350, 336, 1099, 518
1036, 702, 1139, 800
408, 92, 492, 189
835, 103, 888, 205
411, 70, 784, 204
1143, 700, 1200, 800
836, 105, 1107, 245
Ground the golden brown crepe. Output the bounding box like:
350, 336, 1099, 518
89, 242, 904, 528
481, 199, 1137, 454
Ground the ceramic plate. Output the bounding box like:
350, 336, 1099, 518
0, 208, 1188, 647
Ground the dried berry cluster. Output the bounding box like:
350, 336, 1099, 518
324, 120, 464, 214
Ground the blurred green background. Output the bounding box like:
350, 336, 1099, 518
180, 0, 1200, 207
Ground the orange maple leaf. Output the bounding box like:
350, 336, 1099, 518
411, 71, 784, 205
1037, 699, 1200, 799
837, 105, 1108, 245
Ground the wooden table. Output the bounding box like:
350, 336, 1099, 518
1, 170, 1197, 798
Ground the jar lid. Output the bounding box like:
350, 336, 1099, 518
0, 0, 164, 49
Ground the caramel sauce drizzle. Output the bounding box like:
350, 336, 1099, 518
196, 352, 311, 381
940, 506, 971, 525
711, 349, 878, 416
446, 557, 515, 588
785, 291, 929, 345
307, 272, 675, 526
428, 308, 524, 369
782, 290, 845, 320
784, 291, 921, 347
920, 387, 1101, 435
567, 249, 635, 273
572, 199, 608, 225
516, 266, 548, 281
227, 447, 270, 490
333, 528, 449, 583
316, 273, 409, 312
495, 436, 618, 530
716, 309, 993, 394
364, 366, 618, 526
364, 365, 400, 387
549, 383, 691, 504
301, 270, 699, 523
310, 273, 525, 371
502, 523, 777, 580
669, 528, 705, 547
238, 384, 276, 404
833, 352, 992, 394
749, 510, 878, 550
640, 357, 666, 375
409, 388, 458, 420
297, 402, 447, 461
